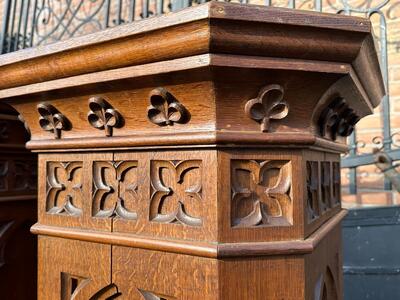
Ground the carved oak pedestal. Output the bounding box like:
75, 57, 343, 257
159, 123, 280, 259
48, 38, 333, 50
0, 2, 384, 299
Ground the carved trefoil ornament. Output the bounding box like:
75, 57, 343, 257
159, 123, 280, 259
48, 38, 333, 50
147, 87, 190, 126
245, 84, 289, 132
38, 103, 71, 139
318, 97, 360, 140
88, 96, 123, 137
231, 160, 292, 227
92, 161, 138, 220
46, 162, 83, 216
150, 160, 202, 226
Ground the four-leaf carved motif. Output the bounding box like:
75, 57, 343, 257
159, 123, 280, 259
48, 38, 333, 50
92, 161, 138, 220
231, 160, 292, 227
46, 162, 83, 216
150, 160, 202, 226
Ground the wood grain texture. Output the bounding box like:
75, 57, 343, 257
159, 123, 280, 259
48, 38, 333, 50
0, 3, 384, 299
38, 236, 112, 300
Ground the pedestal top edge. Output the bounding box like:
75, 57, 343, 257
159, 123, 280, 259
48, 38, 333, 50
0, 2, 371, 68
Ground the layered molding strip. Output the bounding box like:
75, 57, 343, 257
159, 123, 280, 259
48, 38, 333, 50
31, 209, 347, 259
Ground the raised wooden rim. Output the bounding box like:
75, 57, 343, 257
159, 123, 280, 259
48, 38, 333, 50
31, 209, 347, 258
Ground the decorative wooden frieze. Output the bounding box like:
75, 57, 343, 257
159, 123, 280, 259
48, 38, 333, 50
318, 98, 360, 140
231, 160, 292, 227
306, 161, 319, 222
37, 103, 70, 139
150, 160, 202, 226
46, 161, 83, 216
245, 84, 289, 132
92, 161, 138, 220
88, 96, 123, 137
138, 289, 174, 300
147, 87, 190, 126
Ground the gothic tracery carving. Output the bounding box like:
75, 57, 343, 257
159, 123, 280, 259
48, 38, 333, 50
231, 160, 292, 227
150, 160, 202, 226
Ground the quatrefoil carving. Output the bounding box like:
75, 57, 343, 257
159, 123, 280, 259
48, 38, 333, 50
245, 84, 289, 132
88, 96, 123, 137
231, 160, 292, 227
38, 103, 70, 139
147, 87, 189, 126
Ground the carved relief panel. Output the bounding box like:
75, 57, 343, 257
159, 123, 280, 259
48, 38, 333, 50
231, 159, 292, 227
113, 151, 217, 241
150, 160, 203, 227
46, 162, 83, 216
218, 150, 301, 243
92, 161, 138, 220
306, 156, 341, 225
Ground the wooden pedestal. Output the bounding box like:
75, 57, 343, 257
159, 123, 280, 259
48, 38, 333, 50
0, 2, 384, 299
0, 104, 37, 299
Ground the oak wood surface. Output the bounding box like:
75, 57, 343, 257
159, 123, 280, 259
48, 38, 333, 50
0, 2, 384, 299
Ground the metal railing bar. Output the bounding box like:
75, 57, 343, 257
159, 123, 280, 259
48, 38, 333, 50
342, 148, 400, 169
14, 0, 25, 51
7, 0, 18, 53
0, 0, 12, 54
22, 0, 30, 49
29, 0, 36, 47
